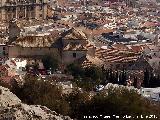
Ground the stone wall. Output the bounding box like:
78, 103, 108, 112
8, 46, 59, 58
62, 50, 87, 64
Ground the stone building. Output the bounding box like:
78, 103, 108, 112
8, 35, 60, 58
8, 28, 88, 64
0, 0, 48, 22
61, 28, 88, 64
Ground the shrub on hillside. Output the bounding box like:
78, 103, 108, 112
12, 74, 70, 115
10, 75, 160, 120
70, 87, 160, 120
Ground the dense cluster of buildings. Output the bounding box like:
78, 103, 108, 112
0, 0, 49, 21
0, 0, 159, 95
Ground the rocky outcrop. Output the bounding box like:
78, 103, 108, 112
0, 86, 72, 120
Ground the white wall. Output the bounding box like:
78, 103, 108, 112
141, 88, 160, 101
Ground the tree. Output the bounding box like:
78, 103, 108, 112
84, 65, 103, 81
75, 77, 96, 91
65, 89, 90, 117
119, 70, 127, 85
72, 87, 160, 120
66, 63, 85, 78
12, 74, 71, 115
143, 69, 150, 87
133, 77, 138, 88
42, 55, 59, 72
10, 74, 160, 119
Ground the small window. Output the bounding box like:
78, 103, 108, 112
3, 47, 5, 50
73, 53, 76, 58
39, 14, 42, 17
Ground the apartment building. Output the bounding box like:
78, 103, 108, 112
0, 0, 48, 22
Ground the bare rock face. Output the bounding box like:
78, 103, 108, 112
0, 86, 72, 120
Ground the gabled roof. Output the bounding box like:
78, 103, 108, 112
13, 34, 59, 48
62, 28, 87, 40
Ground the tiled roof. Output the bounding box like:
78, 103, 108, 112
13, 34, 59, 47
112, 43, 129, 51
95, 46, 139, 63
81, 59, 93, 68
130, 46, 143, 53
63, 28, 87, 40
63, 43, 87, 51
142, 21, 157, 27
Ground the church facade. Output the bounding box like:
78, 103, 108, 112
8, 28, 88, 64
